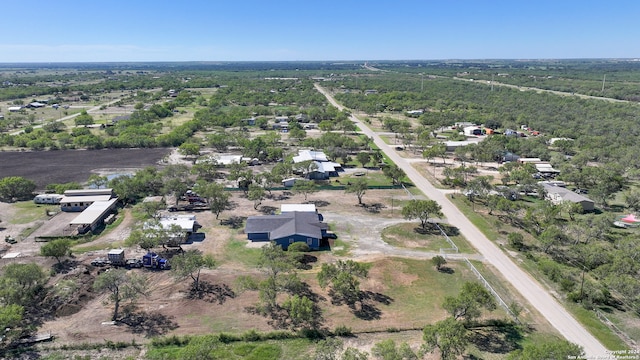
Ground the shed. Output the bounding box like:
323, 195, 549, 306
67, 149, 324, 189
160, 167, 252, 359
281, 178, 298, 187
69, 198, 118, 234
463, 127, 483, 136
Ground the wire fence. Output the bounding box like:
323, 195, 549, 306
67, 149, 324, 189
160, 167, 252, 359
434, 222, 459, 253
595, 309, 637, 348
462, 257, 520, 324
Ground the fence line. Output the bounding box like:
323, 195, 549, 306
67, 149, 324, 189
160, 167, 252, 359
401, 183, 414, 199
595, 309, 637, 348
462, 257, 520, 323
434, 222, 458, 253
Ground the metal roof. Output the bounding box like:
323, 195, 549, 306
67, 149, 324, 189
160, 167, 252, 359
69, 199, 118, 225
61, 195, 113, 203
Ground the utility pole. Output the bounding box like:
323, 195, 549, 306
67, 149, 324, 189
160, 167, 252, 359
601, 74, 606, 93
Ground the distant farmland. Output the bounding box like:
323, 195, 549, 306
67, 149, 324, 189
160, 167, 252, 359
0, 148, 170, 189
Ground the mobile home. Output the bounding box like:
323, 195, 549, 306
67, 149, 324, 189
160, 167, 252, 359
34, 194, 63, 205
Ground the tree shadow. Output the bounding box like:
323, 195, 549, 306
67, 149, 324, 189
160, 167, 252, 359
226, 201, 239, 211
292, 254, 318, 270
307, 200, 330, 207
437, 266, 455, 274
363, 203, 386, 213
350, 291, 394, 321
220, 216, 246, 229
259, 206, 277, 215
414, 226, 439, 235
52, 259, 80, 274
119, 308, 179, 337
273, 192, 292, 201
467, 320, 524, 354
188, 281, 236, 304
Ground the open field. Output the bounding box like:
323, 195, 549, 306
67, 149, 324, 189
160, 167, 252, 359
0, 148, 171, 188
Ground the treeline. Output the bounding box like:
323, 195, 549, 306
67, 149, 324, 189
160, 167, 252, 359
334, 74, 640, 165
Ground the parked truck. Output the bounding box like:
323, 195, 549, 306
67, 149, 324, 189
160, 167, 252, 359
142, 252, 171, 270
107, 249, 143, 268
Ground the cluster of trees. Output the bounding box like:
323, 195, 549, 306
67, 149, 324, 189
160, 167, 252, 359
0, 176, 36, 202
333, 71, 640, 168
0, 263, 49, 347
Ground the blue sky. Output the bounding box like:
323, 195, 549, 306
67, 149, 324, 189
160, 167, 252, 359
1, 0, 638, 62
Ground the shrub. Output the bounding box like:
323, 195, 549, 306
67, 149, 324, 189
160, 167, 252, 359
333, 325, 353, 337
287, 242, 310, 252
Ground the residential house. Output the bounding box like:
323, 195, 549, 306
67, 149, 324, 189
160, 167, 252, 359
244, 211, 329, 250
542, 183, 595, 211
292, 150, 342, 180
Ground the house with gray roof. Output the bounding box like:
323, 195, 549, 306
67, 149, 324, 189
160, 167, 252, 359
244, 211, 329, 250
542, 183, 595, 211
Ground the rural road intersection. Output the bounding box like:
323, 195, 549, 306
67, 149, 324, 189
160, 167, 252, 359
315, 84, 610, 358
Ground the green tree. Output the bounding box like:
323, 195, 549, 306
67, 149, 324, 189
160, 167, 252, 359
238, 243, 303, 314
181, 335, 221, 360
248, 183, 266, 210
507, 232, 525, 251
126, 228, 160, 251
431, 255, 447, 271
422, 317, 468, 360
139, 200, 164, 218
356, 152, 371, 168
442, 281, 496, 323
345, 177, 368, 205
0, 263, 46, 307
256, 172, 282, 195
170, 249, 216, 292
194, 181, 231, 219
93, 269, 149, 321
46, 181, 82, 195
292, 180, 318, 201
40, 238, 72, 265
623, 188, 640, 213
0, 304, 24, 346
74, 110, 94, 127
313, 338, 344, 360
178, 142, 201, 164
401, 199, 444, 230
289, 126, 307, 141
422, 146, 442, 175
343, 347, 370, 360
317, 260, 369, 306
191, 162, 220, 182
281, 294, 317, 330
371, 339, 417, 360
162, 165, 191, 205
0, 176, 36, 202
506, 339, 583, 360
382, 164, 405, 185
87, 174, 108, 189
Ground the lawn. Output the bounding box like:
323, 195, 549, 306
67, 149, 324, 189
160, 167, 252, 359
381, 222, 476, 254
305, 257, 500, 332
9, 201, 56, 224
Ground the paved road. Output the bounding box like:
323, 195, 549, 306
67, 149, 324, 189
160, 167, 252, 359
315, 83, 609, 358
